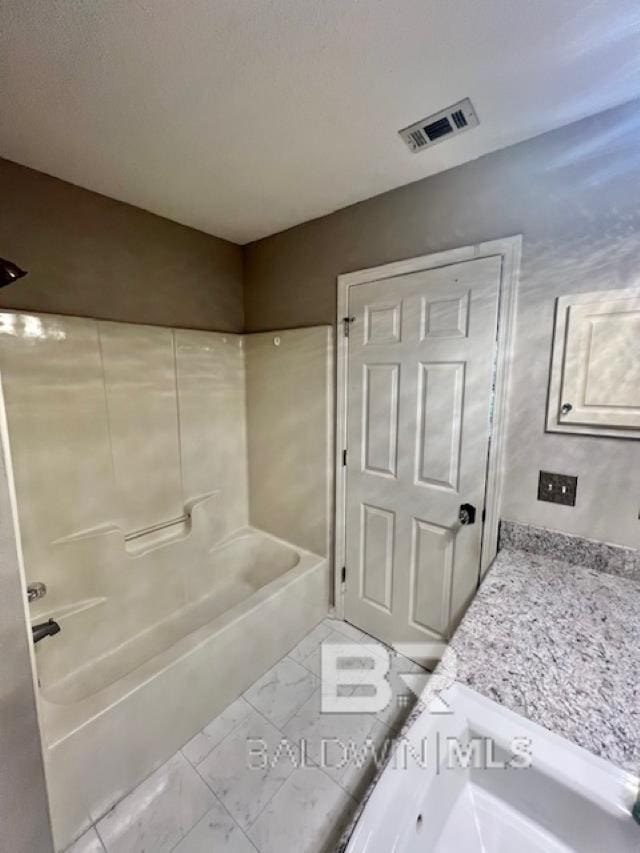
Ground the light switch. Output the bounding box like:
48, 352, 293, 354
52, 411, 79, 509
537, 471, 577, 507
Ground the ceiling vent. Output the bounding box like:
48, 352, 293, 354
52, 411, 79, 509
399, 98, 479, 153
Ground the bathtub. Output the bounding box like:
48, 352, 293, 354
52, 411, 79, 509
37, 526, 330, 851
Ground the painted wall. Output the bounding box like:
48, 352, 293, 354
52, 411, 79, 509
245, 326, 333, 557
0, 409, 53, 852
244, 98, 640, 549
0, 158, 244, 331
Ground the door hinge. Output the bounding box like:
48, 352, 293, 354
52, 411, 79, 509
481, 507, 486, 523
342, 316, 355, 337
342, 448, 347, 466
341, 566, 346, 583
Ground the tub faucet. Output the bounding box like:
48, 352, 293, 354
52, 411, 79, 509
32, 619, 61, 644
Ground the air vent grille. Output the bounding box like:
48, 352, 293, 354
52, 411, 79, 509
424, 117, 453, 141
451, 109, 468, 129
410, 129, 427, 149
399, 98, 478, 153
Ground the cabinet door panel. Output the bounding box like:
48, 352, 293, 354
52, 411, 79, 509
548, 289, 640, 438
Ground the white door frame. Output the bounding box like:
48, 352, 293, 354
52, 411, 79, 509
334, 236, 522, 617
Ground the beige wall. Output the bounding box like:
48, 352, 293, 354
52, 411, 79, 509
245, 326, 333, 557
0, 158, 243, 331
244, 98, 640, 549
0, 405, 53, 853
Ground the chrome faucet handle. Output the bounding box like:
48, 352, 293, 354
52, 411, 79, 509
27, 581, 47, 603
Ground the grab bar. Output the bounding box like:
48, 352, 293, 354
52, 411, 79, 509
124, 515, 188, 542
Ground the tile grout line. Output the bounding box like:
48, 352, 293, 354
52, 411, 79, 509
242, 657, 320, 729
179, 698, 251, 768
85, 740, 232, 852
191, 702, 295, 842
190, 734, 285, 848
167, 784, 259, 853
275, 663, 391, 807
243, 772, 291, 840
236, 703, 294, 834
90, 751, 214, 853
93, 822, 107, 853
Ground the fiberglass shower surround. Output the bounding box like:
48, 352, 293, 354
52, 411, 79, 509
0, 312, 332, 850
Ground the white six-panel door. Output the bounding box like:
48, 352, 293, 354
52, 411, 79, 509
344, 255, 502, 649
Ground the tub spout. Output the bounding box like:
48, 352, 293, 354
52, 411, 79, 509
32, 619, 61, 644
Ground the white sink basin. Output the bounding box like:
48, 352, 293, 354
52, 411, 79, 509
346, 683, 639, 852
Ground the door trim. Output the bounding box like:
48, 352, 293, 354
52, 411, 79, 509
334, 236, 522, 617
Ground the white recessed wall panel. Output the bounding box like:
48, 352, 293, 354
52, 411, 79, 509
420, 291, 470, 339
360, 504, 394, 612
548, 289, 640, 438
175, 330, 248, 534
245, 326, 333, 557
584, 315, 640, 407
99, 322, 183, 532
411, 518, 454, 638
416, 362, 464, 491
563, 298, 640, 423
0, 312, 118, 605
362, 363, 399, 477
364, 304, 401, 345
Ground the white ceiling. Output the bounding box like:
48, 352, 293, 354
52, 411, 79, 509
2, 1, 640, 244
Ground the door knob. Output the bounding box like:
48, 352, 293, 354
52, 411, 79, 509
458, 503, 476, 525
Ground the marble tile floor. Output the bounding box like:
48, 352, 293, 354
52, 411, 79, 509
64, 617, 427, 853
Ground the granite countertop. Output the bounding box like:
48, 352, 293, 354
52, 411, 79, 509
450, 542, 640, 775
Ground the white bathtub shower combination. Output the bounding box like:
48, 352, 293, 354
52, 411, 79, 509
0, 311, 333, 850
43, 526, 306, 707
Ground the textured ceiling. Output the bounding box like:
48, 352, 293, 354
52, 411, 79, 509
2, 1, 640, 243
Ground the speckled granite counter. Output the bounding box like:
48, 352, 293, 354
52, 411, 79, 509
450, 543, 640, 775
336, 522, 640, 851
